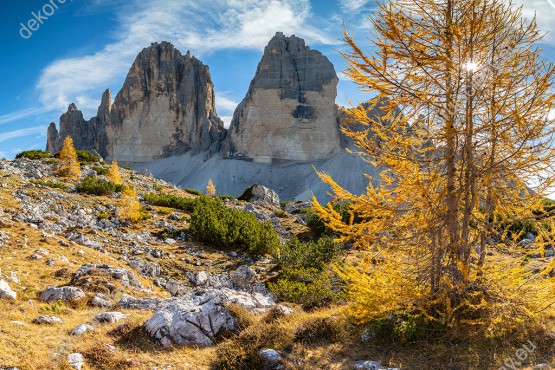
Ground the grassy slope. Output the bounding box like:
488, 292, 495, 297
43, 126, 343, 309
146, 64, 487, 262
0, 164, 554, 369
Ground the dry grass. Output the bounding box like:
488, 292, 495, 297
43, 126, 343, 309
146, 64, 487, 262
2, 166, 555, 369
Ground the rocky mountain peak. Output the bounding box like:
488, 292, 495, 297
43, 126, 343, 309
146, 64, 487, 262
47, 42, 225, 163
224, 33, 342, 162
255, 32, 337, 98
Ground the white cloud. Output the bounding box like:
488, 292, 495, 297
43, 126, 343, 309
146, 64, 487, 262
0, 126, 48, 143
514, 0, 555, 43
36, 0, 336, 119
341, 0, 371, 11
0, 107, 56, 125
215, 94, 240, 127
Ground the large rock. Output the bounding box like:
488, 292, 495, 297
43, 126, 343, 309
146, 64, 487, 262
0, 279, 16, 300
239, 184, 280, 206
144, 292, 237, 346
259, 349, 285, 370
71, 264, 142, 289
94, 312, 130, 324
144, 288, 274, 346
66, 353, 84, 370
224, 32, 341, 162
47, 42, 225, 162
40, 286, 85, 303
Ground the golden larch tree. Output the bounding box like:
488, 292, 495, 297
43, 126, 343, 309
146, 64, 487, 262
206, 179, 216, 196
57, 136, 81, 179
315, 0, 555, 333
108, 160, 122, 185
118, 186, 142, 223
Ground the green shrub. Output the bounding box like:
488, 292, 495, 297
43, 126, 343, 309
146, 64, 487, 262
275, 236, 342, 270
96, 212, 110, 220
190, 196, 280, 256
268, 267, 338, 309
76, 177, 121, 196
16, 150, 52, 160
269, 236, 343, 308
217, 195, 235, 201
93, 166, 109, 176
76, 150, 101, 164
152, 228, 181, 240
30, 179, 68, 190
185, 188, 203, 196
366, 313, 430, 344
274, 210, 286, 218
306, 201, 361, 237
143, 193, 196, 212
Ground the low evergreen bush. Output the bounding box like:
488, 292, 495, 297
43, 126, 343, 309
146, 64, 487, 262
143, 193, 196, 212
16, 150, 53, 160
76, 177, 122, 196
190, 196, 280, 256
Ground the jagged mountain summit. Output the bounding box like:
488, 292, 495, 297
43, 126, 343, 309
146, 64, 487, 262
46, 33, 378, 201
223, 32, 342, 162
47, 41, 225, 162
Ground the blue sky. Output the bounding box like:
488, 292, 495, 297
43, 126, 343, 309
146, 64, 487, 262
1, 0, 555, 159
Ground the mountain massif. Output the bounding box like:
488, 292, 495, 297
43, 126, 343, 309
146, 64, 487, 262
46, 33, 376, 201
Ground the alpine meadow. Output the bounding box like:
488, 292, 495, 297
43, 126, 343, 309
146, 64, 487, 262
3, 0, 555, 369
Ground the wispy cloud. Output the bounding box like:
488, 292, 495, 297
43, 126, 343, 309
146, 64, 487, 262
340, 0, 371, 11
0, 107, 57, 125
36, 0, 336, 119
0, 126, 48, 143
515, 0, 555, 43
215, 93, 240, 127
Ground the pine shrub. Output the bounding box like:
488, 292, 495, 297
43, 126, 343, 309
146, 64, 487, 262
77, 177, 122, 196
143, 193, 196, 212
190, 196, 280, 256
16, 150, 53, 160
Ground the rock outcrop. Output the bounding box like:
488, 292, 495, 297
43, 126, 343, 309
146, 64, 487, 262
106, 42, 224, 162
144, 288, 274, 346
46, 42, 225, 162
224, 32, 342, 162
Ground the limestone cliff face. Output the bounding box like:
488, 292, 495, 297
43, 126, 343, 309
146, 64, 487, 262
46, 42, 224, 163
106, 42, 224, 162
46, 122, 62, 154
224, 32, 342, 162
46, 103, 99, 155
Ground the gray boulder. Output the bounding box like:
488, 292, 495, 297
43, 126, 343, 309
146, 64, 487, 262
230, 266, 259, 289
240, 184, 280, 206
40, 286, 85, 303
259, 349, 285, 370
66, 353, 84, 370
70, 323, 94, 336
0, 279, 16, 300
144, 293, 237, 346
32, 315, 62, 325
145, 288, 275, 346
94, 312, 130, 324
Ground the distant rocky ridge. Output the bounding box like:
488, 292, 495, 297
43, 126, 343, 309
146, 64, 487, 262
46, 33, 379, 201
47, 41, 225, 162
